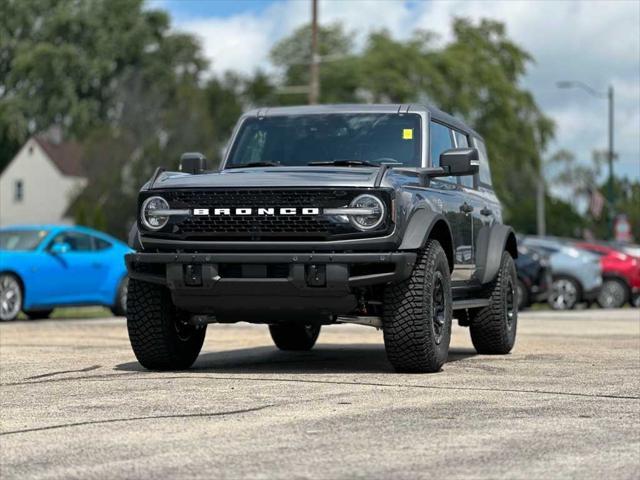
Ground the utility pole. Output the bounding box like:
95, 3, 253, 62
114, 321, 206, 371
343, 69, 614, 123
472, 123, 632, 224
536, 174, 546, 236
308, 0, 320, 105
607, 85, 615, 234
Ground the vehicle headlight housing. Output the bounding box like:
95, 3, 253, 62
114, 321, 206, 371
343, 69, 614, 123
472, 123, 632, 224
141, 196, 170, 230
349, 194, 385, 231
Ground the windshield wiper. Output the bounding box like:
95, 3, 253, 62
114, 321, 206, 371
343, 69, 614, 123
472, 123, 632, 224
308, 160, 378, 167
226, 161, 281, 169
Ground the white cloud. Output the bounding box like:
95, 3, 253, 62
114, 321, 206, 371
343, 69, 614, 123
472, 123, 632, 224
179, 15, 272, 75
173, 0, 640, 181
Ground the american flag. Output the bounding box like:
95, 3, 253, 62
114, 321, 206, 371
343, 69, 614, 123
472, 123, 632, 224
589, 188, 605, 219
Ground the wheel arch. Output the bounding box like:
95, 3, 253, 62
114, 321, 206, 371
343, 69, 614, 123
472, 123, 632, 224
474, 225, 518, 285
602, 272, 631, 287
128, 223, 143, 251
0, 270, 26, 308
113, 273, 129, 305
601, 274, 631, 297
399, 209, 454, 272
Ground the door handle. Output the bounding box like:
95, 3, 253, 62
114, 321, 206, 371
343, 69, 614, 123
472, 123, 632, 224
480, 207, 493, 216
91, 262, 103, 268
459, 203, 474, 214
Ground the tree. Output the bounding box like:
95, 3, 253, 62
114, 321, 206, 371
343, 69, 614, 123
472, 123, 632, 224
588, 177, 640, 241
432, 19, 555, 221
542, 149, 639, 241
359, 30, 444, 103
270, 23, 360, 104
3, 6, 571, 240
269, 19, 555, 228
0, 0, 207, 171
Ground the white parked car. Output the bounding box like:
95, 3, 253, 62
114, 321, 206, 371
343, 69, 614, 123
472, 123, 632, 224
520, 237, 602, 310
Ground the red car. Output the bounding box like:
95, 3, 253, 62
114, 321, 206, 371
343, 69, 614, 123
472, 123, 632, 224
575, 242, 640, 308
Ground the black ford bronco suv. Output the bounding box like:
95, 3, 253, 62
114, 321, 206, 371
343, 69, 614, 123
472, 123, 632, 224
126, 104, 518, 373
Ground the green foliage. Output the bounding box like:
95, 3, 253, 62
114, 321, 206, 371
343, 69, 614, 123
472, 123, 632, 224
588, 177, 640, 241
268, 19, 555, 226
270, 23, 358, 105
0, 0, 216, 237
0, 0, 207, 171
4, 6, 603, 241
543, 149, 639, 241
359, 30, 443, 103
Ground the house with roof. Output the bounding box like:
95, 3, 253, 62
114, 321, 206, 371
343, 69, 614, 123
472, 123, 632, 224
0, 134, 87, 226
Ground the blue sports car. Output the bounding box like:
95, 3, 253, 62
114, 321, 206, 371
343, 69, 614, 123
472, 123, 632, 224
0, 225, 132, 321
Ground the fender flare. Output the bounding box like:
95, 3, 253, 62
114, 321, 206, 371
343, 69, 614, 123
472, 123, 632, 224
399, 209, 454, 270
474, 224, 517, 285
128, 223, 143, 251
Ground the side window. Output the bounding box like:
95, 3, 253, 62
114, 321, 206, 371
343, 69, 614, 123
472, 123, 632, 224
454, 131, 468, 147
454, 131, 474, 188
429, 121, 455, 183
49, 232, 94, 252
474, 138, 493, 186
94, 237, 112, 250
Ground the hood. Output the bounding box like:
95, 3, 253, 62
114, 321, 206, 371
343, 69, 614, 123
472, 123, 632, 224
149, 167, 379, 190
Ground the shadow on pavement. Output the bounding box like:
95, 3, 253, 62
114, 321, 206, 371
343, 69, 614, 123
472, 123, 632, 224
115, 345, 477, 374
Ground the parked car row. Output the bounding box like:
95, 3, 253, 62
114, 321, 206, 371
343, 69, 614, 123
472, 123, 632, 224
1, 224, 637, 321
0, 225, 131, 321
517, 235, 640, 310
515, 245, 552, 310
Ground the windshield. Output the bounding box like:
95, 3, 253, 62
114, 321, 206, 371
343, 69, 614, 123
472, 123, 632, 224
226, 113, 422, 168
0, 230, 49, 251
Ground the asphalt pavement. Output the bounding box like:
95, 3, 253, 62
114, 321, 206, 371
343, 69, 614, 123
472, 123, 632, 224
1, 309, 639, 479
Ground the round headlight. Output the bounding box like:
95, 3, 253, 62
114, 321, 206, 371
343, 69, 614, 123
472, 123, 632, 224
141, 196, 170, 230
349, 194, 385, 231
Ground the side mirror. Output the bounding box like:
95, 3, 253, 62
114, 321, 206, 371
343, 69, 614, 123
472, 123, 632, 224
50, 242, 71, 255
439, 148, 479, 176
180, 152, 207, 174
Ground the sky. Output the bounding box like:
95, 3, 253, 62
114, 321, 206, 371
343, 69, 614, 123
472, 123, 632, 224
152, 0, 640, 183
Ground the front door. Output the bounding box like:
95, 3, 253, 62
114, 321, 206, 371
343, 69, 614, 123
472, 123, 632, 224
429, 121, 474, 282
31, 231, 105, 305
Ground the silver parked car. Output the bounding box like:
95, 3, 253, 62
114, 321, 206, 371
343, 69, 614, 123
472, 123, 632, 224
520, 237, 602, 310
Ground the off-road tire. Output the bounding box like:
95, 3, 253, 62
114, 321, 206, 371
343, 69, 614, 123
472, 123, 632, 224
469, 252, 517, 354
382, 239, 452, 373
111, 276, 128, 317
24, 309, 53, 320
597, 278, 629, 309
126, 278, 206, 370
269, 324, 321, 351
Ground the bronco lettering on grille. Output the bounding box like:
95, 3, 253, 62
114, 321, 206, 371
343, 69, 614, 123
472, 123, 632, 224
192, 208, 320, 216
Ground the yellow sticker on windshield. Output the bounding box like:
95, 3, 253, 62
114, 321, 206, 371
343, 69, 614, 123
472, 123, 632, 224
402, 129, 413, 140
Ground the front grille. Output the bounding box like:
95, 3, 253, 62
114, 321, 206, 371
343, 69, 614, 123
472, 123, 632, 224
144, 188, 390, 241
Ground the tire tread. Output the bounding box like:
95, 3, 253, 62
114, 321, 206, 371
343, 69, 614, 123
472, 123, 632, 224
383, 240, 452, 373
469, 252, 517, 354
127, 279, 205, 370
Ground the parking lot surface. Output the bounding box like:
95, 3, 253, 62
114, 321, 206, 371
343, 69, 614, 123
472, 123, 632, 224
1, 309, 639, 479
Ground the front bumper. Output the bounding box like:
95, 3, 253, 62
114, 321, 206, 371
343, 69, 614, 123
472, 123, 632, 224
126, 251, 416, 320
